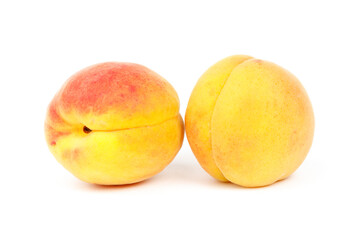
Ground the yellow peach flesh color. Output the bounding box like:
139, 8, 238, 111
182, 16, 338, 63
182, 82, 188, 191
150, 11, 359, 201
185, 55, 314, 187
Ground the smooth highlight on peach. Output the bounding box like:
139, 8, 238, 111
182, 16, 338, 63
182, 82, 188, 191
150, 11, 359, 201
45, 62, 184, 185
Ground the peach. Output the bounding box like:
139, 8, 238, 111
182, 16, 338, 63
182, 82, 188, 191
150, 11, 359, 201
185, 55, 314, 187
45, 62, 184, 185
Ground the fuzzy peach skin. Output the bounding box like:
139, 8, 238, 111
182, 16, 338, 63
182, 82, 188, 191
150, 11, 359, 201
45, 62, 184, 185
185, 55, 314, 187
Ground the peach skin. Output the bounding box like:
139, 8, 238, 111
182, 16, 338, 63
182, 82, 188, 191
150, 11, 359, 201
45, 62, 184, 185
185, 55, 314, 187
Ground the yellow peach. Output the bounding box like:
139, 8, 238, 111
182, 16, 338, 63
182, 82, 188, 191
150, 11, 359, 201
185, 55, 314, 187
45, 62, 184, 185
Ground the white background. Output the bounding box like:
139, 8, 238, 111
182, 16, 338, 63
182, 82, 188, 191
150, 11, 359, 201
1, 0, 359, 239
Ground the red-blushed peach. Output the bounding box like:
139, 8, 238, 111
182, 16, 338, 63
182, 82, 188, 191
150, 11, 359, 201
45, 62, 184, 185
185, 55, 314, 187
